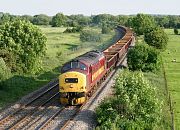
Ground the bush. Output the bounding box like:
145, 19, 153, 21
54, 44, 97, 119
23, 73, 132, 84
80, 30, 102, 42
96, 71, 162, 130
101, 26, 111, 34
127, 44, 160, 72
144, 26, 168, 50
0, 20, 47, 73
63, 26, 83, 33
174, 28, 178, 35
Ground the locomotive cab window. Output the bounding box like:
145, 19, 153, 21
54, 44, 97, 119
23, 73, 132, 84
61, 61, 87, 73
80, 63, 87, 70
62, 63, 71, 73
65, 78, 78, 83
71, 61, 79, 69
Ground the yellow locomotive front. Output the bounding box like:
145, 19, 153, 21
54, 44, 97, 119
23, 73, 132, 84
59, 51, 105, 105
59, 71, 86, 105
59, 60, 88, 105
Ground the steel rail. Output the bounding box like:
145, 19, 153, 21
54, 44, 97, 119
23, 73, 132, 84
8, 92, 60, 130
0, 83, 58, 127
37, 106, 67, 130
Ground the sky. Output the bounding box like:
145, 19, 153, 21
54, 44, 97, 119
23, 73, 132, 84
0, 0, 180, 16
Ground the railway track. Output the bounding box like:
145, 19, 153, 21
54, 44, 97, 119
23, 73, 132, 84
36, 105, 79, 130
0, 83, 59, 130
8, 92, 60, 130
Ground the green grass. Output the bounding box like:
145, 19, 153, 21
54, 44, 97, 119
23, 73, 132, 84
162, 29, 180, 129
40, 26, 115, 70
0, 26, 116, 109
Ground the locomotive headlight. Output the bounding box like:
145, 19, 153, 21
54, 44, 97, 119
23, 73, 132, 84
60, 87, 64, 90
65, 79, 68, 82
70, 84, 73, 88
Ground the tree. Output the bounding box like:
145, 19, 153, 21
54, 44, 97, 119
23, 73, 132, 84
32, 14, 51, 25
0, 20, 47, 73
127, 44, 160, 72
130, 13, 156, 35
92, 14, 109, 25
144, 26, 168, 49
96, 71, 162, 129
21, 15, 34, 23
117, 15, 129, 26
0, 13, 11, 25
154, 16, 169, 28
92, 14, 118, 27
51, 13, 67, 27
174, 28, 178, 35
168, 15, 180, 28
66, 14, 91, 27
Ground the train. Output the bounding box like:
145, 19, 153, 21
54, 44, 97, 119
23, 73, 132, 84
59, 26, 135, 105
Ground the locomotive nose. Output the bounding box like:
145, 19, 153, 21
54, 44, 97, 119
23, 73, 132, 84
59, 71, 86, 105
59, 71, 86, 92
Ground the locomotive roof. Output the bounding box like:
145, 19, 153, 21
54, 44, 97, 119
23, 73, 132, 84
72, 50, 104, 66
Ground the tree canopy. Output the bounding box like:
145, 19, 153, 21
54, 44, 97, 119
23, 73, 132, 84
129, 13, 156, 35
0, 20, 47, 73
127, 44, 160, 72
144, 26, 168, 49
32, 14, 51, 25
51, 13, 67, 27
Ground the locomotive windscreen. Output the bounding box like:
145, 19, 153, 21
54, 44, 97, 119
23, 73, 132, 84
65, 78, 78, 83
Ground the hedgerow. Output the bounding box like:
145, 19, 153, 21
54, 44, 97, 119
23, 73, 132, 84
96, 70, 162, 130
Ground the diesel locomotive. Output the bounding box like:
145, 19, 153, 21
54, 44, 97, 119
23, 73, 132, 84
59, 26, 135, 105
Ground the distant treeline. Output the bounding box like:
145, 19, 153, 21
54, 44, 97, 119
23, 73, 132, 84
1, 12, 180, 28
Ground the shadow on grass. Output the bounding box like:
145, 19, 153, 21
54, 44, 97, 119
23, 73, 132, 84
0, 66, 61, 108
62, 43, 78, 50
44, 31, 63, 36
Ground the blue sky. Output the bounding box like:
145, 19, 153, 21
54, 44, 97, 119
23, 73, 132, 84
0, 0, 180, 16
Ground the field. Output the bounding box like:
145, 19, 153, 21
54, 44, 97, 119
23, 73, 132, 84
162, 29, 180, 129
0, 26, 116, 108
144, 71, 171, 129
